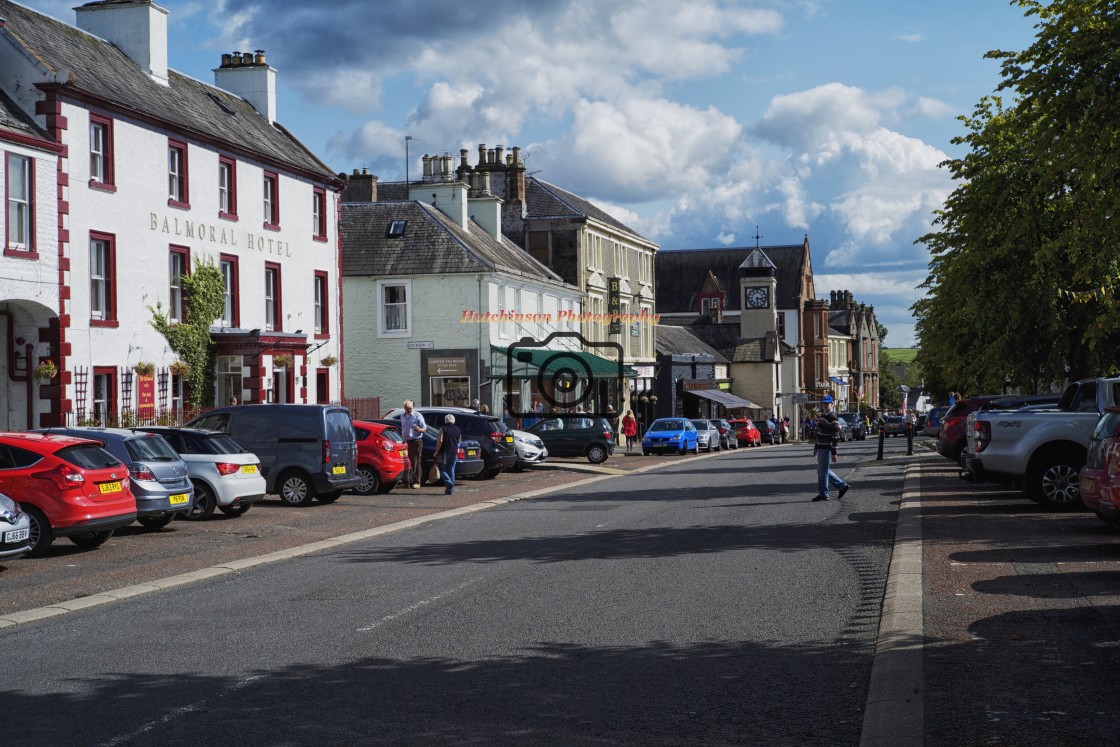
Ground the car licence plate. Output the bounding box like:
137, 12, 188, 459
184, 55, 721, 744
4, 527, 28, 544
1081, 477, 1094, 493
241, 464, 259, 474
169, 493, 189, 505
505, 435, 514, 443
332, 465, 347, 475
99, 481, 122, 494
467, 449, 478, 457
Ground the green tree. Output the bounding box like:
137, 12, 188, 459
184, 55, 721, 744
149, 256, 225, 408
878, 350, 902, 410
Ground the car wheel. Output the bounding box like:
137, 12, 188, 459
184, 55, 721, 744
277, 469, 316, 506
691, 442, 699, 454
219, 503, 251, 518
481, 468, 501, 479
70, 530, 113, 549
354, 465, 381, 496
376, 481, 397, 494
137, 513, 175, 530
586, 444, 608, 464
23, 505, 53, 557
184, 482, 217, 520
679, 443, 687, 455
1029, 452, 1083, 507
643, 449, 650, 456
316, 490, 343, 504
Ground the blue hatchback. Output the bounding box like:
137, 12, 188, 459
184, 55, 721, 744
642, 418, 698, 455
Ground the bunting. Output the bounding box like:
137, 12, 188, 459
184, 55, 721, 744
1056, 275, 1120, 303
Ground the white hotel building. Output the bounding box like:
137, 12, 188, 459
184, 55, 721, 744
0, 0, 343, 426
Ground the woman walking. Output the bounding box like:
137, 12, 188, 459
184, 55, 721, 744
621, 409, 639, 452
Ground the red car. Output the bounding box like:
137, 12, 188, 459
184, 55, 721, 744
729, 418, 762, 447
0, 432, 137, 557
353, 420, 409, 495
936, 396, 1003, 466
1084, 408, 1120, 524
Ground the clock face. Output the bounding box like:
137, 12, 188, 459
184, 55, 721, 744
746, 286, 769, 309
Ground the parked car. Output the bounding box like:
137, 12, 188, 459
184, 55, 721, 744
729, 418, 761, 447
1080, 407, 1120, 523
384, 406, 518, 478
937, 393, 1063, 467
41, 427, 193, 529
0, 492, 31, 561
416, 429, 486, 485
188, 404, 361, 506
0, 432, 137, 557
758, 419, 779, 445
881, 415, 907, 437
351, 420, 410, 495
691, 419, 722, 452
642, 418, 698, 455
526, 416, 615, 464
710, 419, 739, 449
510, 429, 548, 470
131, 426, 266, 519
838, 412, 866, 441
923, 406, 949, 437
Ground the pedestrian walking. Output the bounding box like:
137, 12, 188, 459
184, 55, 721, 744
812, 395, 850, 502
433, 413, 462, 495
400, 399, 427, 489
621, 409, 638, 452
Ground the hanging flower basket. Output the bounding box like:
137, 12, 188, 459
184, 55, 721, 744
133, 360, 155, 376
169, 360, 191, 378
320, 354, 338, 367
273, 353, 293, 369
34, 359, 58, 383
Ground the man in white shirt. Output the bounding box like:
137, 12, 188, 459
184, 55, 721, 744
401, 400, 427, 488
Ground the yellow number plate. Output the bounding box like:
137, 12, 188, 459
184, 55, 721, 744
467, 449, 478, 457
241, 465, 259, 474
332, 465, 347, 475
505, 435, 514, 443
99, 481, 122, 494
169, 493, 189, 505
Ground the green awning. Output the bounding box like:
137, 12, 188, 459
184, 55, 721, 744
490, 345, 638, 380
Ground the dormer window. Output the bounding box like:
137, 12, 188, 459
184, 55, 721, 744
387, 220, 407, 238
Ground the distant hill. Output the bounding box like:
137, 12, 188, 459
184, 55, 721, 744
882, 348, 918, 364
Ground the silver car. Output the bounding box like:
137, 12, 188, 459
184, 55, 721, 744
41, 427, 194, 529
133, 427, 266, 520
0, 492, 31, 560
691, 419, 723, 452
511, 429, 548, 470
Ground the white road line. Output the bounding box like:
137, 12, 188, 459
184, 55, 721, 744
357, 577, 483, 632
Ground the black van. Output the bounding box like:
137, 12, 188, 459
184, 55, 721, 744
187, 404, 360, 506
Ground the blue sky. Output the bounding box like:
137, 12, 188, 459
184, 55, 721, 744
25, 0, 1042, 347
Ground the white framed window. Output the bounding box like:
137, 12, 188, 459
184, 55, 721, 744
378, 279, 411, 336
6, 154, 31, 250
90, 122, 106, 182
168, 250, 187, 323
217, 355, 242, 406
90, 237, 110, 320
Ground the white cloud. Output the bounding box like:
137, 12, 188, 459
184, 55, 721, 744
897, 33, 923, 43
911, 96, 957, 119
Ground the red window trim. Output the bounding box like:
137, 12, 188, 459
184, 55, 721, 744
263, 171, 280, 231
169, 244, 191, 323
4, 152, 38, 259
92, 366, 118, 420
167, 138, 190, 209
218, 155, 238, 221
265, 261, 283, 332
89, 113, 115, 191
312, 186, 327, 242
314, 270, 330, 339
89, 230, 119, 327
220, 252, 241, 328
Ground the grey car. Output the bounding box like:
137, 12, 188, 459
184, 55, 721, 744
0, 492, 31, 560
710, 419, 739, 450
691, 419, 722, 452
40, 427, 193, 529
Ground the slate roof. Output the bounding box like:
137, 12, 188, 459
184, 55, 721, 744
525, 177, 650, 243
0, 0, 335, 181
0, 88, 51, 144
341, 200, 568, 284
654, 324, 728, 362
658, 317, 791, 363
656, 243, 809, 314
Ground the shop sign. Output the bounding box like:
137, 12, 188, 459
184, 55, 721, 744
137, 374, 155, 419
428, 356, 468, 376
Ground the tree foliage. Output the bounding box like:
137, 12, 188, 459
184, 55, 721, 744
914, 0, 1120, 400
149, 256, 226, 408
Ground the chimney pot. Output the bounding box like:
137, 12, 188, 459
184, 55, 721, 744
495, 145, 504, 164
487, 148, 495, 164
254, 50, 266, 65
241, 52, 254, 65
352, 168, 360, 175
221, 53, 232, 67
460, 148, 469, 168
477, 144, 487, 166
232, 50, 242, 66
361, 167, 369, 175
512, 146, 521, 164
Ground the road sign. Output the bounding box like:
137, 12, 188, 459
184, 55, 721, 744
407, 341, 435, 349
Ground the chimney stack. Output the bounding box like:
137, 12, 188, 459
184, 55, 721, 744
214, 48, 278, 123
341, 168, 378, 203
75, 0, 169, 84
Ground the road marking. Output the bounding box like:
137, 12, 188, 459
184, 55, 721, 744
357, 577, 483, 632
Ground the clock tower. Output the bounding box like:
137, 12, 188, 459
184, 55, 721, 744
739, 248, 778, 339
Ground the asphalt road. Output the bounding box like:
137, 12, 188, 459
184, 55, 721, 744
4, 439, 903, 746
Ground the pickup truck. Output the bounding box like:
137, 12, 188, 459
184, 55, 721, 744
963, 377, 1120, 507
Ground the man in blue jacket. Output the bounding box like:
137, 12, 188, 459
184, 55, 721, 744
812, 395, 850, 502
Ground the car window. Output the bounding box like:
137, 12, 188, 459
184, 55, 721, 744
187, 434, 247, 455
5, 444, 43, 468
650, 420, 682, 431
125, 435, 179, 462
191, 413, 230, 433
57, 444, 122, 469
156, 431, 184, 451
355, 426, 370, 440
378, 428, 404, 443
239, 411, 283, 442
326, 410, 355, 441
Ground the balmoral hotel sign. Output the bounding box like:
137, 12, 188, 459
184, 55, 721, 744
150, 212, 294, 258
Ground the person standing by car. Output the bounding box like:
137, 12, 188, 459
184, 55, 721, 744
812, 395, 850, 502
621, 409, 638, 452
433, 414, 462, 495
401, 400, 427, 489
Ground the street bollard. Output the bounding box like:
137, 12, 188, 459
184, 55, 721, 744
906, 422, 914, 455
877, 425, 885, 460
